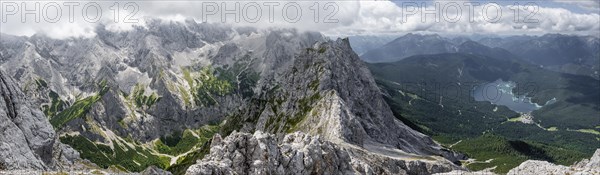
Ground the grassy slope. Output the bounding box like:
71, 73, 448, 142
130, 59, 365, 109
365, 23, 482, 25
60, 125, 219, 173
50, 80, 109, 129
60, 135, 170, 172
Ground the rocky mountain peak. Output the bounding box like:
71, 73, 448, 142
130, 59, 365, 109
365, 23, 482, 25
227, 36, 462, 163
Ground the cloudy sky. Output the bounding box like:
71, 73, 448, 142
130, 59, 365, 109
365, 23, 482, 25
1, 0, 599, 39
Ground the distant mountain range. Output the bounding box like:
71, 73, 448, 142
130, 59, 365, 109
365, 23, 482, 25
358, 33, 600, 79
478, 34, 600, 79
347, 35, 398, 55
360, 33, 457, 63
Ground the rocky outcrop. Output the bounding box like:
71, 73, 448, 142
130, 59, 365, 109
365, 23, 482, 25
434, 170, 495, 175
0, 70, 79, 170
186, 131, 354, 175
507, 149, 600, 175
435, 149, 600, 175
141, 166, 173, 175
574, 149, 600, 172
508, 161, 572, 175
186, 131, 461, 175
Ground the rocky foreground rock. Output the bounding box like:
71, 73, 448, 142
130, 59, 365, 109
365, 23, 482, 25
507, 149, 600, 175
0, 70, 80, 170
186, 131, 461, 175
436, 149, 600, 175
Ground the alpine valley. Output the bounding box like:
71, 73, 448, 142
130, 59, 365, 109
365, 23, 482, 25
0, 20, 599, 175
359, 33, 600, 174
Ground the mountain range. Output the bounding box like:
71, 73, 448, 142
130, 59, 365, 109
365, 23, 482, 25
360, 33, 600, 79
1, 20, 463, 174
1, 20, 598, 174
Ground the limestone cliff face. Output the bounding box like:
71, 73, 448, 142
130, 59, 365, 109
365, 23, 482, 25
0, 70, 79, 170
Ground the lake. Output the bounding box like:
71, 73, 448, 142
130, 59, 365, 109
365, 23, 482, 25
472, 79, 556, 113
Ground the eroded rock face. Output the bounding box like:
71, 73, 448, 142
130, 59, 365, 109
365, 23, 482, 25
507, 149, 600, 175
0, 70, 79, 170
186, 131, 461, 175
186, 131, 354, 175
1, 70, 54, 170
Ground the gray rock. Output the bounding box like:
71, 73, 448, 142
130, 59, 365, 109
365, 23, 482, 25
435, 149, 600, 175
508, 161, 572, 175
574, 149, 600, 171
507, 149, 600, 175
187, 131, 353, 175
1, 70, 54, 170
186, 131, 460, 175
0, 70, 79, 170
141, 165, 173, 175
434, 170, 495, 175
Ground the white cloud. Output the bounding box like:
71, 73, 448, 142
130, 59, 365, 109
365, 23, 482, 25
328, 1, 600, 36
554, 0, 600, 11
1, 0, 598, 39
0, 1, 125, 38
